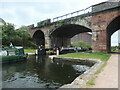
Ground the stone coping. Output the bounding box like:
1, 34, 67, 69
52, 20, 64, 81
52, 57, 104, 89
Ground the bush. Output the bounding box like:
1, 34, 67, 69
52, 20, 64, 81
2, 23, 37, 48
71, 41, 92, 49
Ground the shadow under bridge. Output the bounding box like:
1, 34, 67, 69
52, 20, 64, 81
50, 24, 92, 48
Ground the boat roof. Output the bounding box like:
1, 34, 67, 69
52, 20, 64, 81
15, 46, 23, 49
1, 46, 24, 51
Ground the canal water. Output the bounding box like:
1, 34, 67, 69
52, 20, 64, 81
2, 55, 93, 89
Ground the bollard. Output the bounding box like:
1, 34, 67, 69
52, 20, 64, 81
56, 48, 59, 55
36, 49, 38, 55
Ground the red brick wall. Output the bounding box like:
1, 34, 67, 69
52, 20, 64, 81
91, 10, 120, 52
29, 9, 120, 52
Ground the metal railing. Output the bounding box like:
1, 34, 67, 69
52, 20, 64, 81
52, 6, 92, 22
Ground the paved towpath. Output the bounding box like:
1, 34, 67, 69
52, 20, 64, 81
88, 54, 118, 88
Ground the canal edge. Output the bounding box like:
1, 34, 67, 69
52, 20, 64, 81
51, 57, 104, 88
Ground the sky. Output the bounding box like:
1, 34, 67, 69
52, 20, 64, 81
0, 0, 119, 46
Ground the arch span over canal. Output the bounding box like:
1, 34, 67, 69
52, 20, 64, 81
28, 1, 120, 52
50, 24, 92, 47
107, 16, 120, 52
33, 30, 45, 47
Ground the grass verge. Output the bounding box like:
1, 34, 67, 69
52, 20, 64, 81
59, 52, 111, 86
24, 49, 53, 54
24, 49, 36, 53
86, 76, 97, 86
86, 62, 107, 86
59, 52, 111, 62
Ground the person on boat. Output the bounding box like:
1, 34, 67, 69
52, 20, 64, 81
10, 43, 13, 48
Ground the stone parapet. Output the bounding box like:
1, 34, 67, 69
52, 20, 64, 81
92, 1, 120, 13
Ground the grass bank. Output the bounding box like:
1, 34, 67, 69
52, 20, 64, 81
112, 50, 120, 52
24, 49, 53, 54
24, 49, 36, 53
59, 52, 111, 86
59, 52, 111, 62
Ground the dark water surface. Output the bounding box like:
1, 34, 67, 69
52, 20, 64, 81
2, 55, 92, 88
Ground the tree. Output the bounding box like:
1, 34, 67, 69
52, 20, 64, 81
16, 26, 37, 48
71, 41, 91, 49
2, 22, 15, 31
18, 25, 29, 31
16, 26, 30, 46
2, 23, 15, 46
2, 23, 37, 48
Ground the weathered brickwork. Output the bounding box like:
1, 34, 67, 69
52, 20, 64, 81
29, 2, 120, 52
91, 9, 120, 52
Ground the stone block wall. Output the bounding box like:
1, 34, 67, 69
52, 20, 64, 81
92, 1, 120, 13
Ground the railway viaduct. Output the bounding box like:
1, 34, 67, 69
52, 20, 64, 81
28, 1, 120, 52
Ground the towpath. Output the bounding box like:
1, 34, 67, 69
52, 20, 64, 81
89, 54, 118, 88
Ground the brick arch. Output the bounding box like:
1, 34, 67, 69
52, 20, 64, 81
69, 17, 92, 30
28, 2, 120, 51
32, 30, 45, 47
91, 8, 120, 52
50, 17, 92, 35
29, 29, 45, 37
107, 15, 120, 52
51, 24, 92, 37
50, 24, 92, 47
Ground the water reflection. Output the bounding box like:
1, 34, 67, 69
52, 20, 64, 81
2, 55, 92, 88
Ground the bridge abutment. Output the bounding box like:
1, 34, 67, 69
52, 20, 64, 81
92, 30, 107, 52
45, 35, 51, 48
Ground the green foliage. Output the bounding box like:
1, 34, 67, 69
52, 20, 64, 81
71, 41, 91, 49
73, 17, 78, 21
71, 17, 78, 22
2, 23, 37, 48
111, 46, 120, 52
59, 20, 65, 25
79, 17, 84, 20
86, 77, 96, 86
24, 49, 36, 53
18, 25, 29, 31
27, 24, 34, 29
2, 22, 15, 31
87, 21, 91, 26
2, 23, 15, 45
48, 29, 54, 36
95, 62, 107, 74
46, 50, 53, 53
59, 52, 111, 62
37, 19, 51, 27
24, 49, 53, 54
79, 17, 91, 26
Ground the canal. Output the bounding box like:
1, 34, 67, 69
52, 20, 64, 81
2, 55, 93, 89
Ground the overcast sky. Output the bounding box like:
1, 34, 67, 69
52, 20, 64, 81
0, 0, 119, 46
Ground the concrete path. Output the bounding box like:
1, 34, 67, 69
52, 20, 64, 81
89, 54, 118, 88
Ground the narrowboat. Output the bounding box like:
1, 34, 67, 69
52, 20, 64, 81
0, 46, 28, 63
